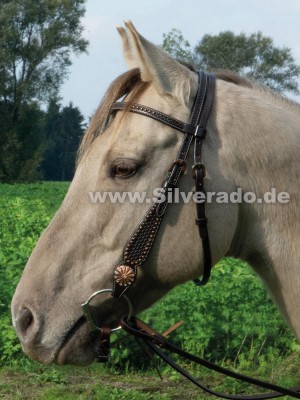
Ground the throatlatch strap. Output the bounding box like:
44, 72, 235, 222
192, 73, 215, 285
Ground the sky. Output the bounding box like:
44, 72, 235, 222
60, 0, 300, 119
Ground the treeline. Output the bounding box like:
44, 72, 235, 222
0, 100, 85, 182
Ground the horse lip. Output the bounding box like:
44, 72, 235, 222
54, 316, 91, 363
53, 304, 124, 364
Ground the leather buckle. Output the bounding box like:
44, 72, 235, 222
168, 159, 187, 177
192, 163, 206, 178
194, 125, 206, 138
195, 217, 207, 226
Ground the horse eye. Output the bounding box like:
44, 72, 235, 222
111, 159, 139, 179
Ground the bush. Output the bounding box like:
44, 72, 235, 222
0, 183, 296, 368
0, 182, 68, 364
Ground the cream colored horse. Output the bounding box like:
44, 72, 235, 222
12, 22, 300, 366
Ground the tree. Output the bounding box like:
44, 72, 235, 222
0, 101, 44, 181
0, 0, 88, 182
42, 101, 85, 181
39, 99, 61, 181
195, 31, 300, 93
0, 102, 20, 181
161, 30, 300, 94
161, 28, 194, 63
15, 102, 45, 181
0, 0, 88, 115
59, 103, 85, 181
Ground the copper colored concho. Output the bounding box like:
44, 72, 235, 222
114, 265, 135, 287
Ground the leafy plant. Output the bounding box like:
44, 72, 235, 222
0, 182, 68, 364
0, 182, 296, 371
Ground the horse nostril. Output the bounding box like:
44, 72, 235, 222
16, 308, 34, 341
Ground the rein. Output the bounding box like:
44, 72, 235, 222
81, 71, 300, 399
121, 317, 300, 400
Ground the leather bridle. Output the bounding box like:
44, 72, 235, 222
110, 71, 215, 299
81, 71, 300, 399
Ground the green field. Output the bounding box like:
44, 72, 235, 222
0, 182, 299, 399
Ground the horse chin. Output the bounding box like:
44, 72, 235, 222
54, 298, 130, 365
55, 321, 98, 366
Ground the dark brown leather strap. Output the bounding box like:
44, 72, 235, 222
112, 102, 200, 135
193, 73, 215, 285
111, 71, 214, 298
112, 205, 162, 298
121, 317, 300, 400
94, 327, 111, 362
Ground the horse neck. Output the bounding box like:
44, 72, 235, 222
210, 80, 300, 336
213, 79, 300, 251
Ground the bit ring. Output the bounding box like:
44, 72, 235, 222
81, 289, 133, 333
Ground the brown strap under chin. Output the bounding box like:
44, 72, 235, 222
95, 327, 111, 362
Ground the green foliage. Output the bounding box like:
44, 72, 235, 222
0, 182, 69, 364
111, 260, 296, 369
0, 363, 192, 400
0, 0, 88, 182
195, 31, 300, 93
0, 99, 85, 182
161, 28, 194, 63
0, 102, 46, 182
0, 102, 19, 181
0, 0, 88, 105
42, 101, 85, 181
0, 183, 297, 371
161, 29, 300, 94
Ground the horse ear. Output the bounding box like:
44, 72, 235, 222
117, 21, 197, 106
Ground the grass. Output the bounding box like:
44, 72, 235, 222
1, 354, 300, 400
0, 362, 215, 400
0, 181, 70, 214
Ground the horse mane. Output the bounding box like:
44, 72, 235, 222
77, 66, 300, 163
215, 69, 300, 114
77, 68, 148, 163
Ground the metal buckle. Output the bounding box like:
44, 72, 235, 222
192, 162, 206, 178
168, 159, 187, 177
81, 289, 133, 333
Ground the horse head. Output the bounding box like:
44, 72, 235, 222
14, 21, 300, 367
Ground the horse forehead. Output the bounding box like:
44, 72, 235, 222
112, 112, 180, 153
111, 85, 189, 147
83, 115, 174, 165
138, 85, 189, 119
85, 85, 189, 159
